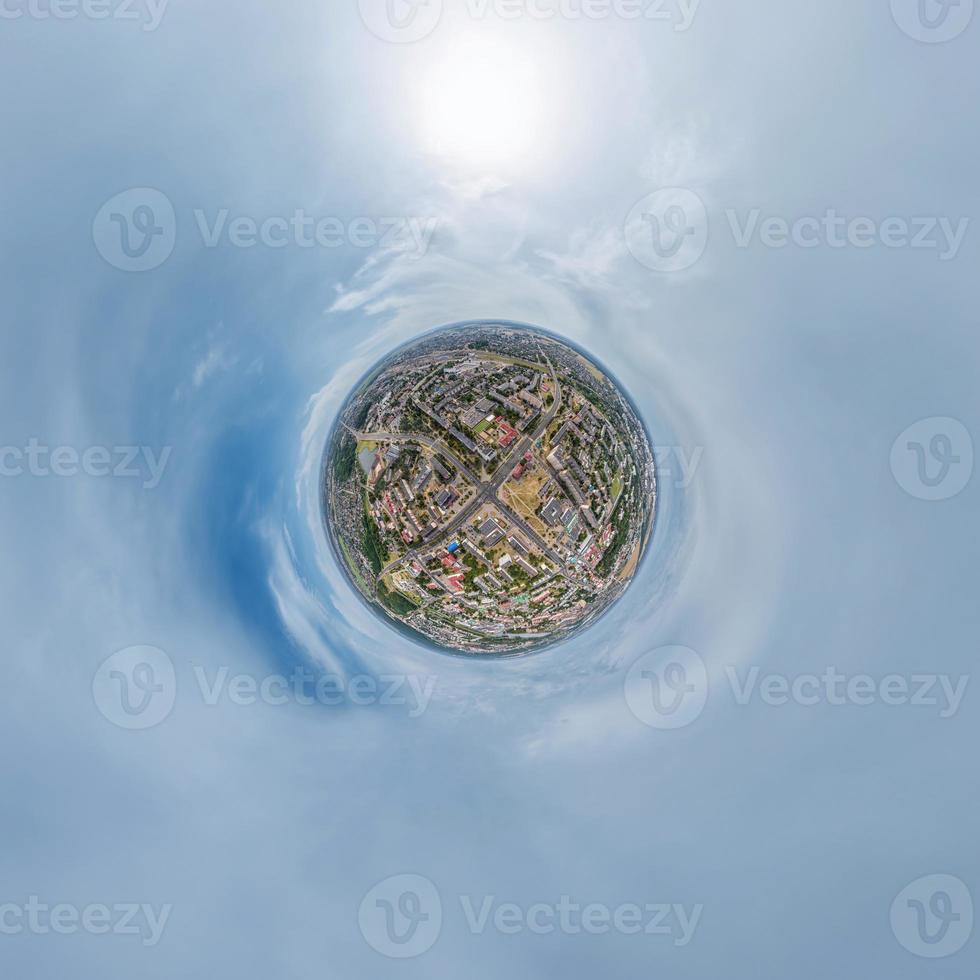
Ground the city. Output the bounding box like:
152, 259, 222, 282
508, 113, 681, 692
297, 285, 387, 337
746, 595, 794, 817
325, 324, 657, 654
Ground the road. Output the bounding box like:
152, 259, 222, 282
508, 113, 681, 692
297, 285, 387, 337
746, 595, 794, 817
356, 345, 579, 581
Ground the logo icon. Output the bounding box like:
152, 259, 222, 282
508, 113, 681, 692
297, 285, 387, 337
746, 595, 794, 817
92, 188, 176, 272
358, 874, 442, 958
891, 874, 973, 957
358, 0, 443, 43
92, 646, 176, 730
890, 0, 974, 42
891, 417, 973, 501
625, 188, 708, 273
625, 646, 708, 729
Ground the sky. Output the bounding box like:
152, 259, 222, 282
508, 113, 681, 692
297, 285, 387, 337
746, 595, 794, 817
1, 1, 978, 977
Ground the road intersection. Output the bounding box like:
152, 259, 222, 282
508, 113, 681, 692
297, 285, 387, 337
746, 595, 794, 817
355, 347, 580, 582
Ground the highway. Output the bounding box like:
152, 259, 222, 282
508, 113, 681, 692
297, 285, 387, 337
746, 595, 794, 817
356, 345, 578, 581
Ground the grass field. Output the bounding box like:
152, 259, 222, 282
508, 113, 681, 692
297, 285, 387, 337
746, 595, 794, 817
500, 474, 549, 537
577, 353, 605, 382
471, 350, 544, 372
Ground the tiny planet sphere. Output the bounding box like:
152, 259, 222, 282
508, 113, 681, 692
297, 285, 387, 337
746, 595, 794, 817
323, 321, 657, 655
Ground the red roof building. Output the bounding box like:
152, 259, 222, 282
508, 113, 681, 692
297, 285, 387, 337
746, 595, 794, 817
498, 422, 518, 448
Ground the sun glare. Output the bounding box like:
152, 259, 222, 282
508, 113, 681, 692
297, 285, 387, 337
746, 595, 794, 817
415, 35, 553, 175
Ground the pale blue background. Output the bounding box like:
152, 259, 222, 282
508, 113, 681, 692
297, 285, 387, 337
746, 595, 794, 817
1, 1, 977, 977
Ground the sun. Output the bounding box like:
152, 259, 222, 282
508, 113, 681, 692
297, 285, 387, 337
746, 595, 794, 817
413, 33, 555, 175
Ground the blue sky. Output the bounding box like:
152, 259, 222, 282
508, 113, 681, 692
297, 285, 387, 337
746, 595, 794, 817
1, 1, 978, 977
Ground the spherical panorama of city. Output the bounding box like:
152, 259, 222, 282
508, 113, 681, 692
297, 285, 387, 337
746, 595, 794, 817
322, 321, 657, 655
